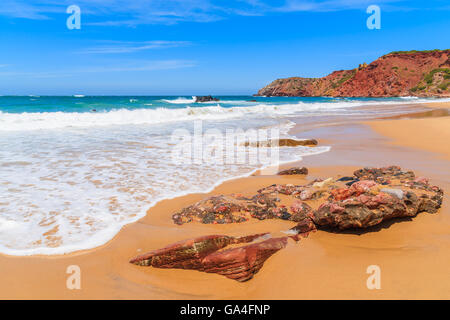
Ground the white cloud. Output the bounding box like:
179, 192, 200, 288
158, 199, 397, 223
0, 60, 196, 78
75, 60, 196, 72
277, 0, 403, 12
0, 0, 223, 24
0, 0, 421, 25
77, 41, 191, 54
0, 0, 59, 19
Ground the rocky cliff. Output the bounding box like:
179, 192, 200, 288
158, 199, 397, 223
256, 50, 450, 97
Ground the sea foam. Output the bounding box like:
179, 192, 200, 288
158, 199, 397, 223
0, 98, 442, 132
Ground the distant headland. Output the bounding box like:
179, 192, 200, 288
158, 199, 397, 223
256, 49, 450, 97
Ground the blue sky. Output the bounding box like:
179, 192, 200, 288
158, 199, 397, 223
0, 0, 449, 95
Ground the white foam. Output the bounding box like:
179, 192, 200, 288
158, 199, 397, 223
398, 96, 419, 100
0, 217, 20, 231
2, 98, 446, 132
161, 96, 196, 104
0, 123, 330, 256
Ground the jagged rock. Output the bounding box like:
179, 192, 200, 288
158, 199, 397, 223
130, 234, 267, 267
130, 234, 287, 282
201, 237, 288, 281
353, 166, 414, 184
277, 167, 308, 175
130, 235, 239, 268
380, 188, 404, 199
337, 176, 355, 182
312, 177, 334, 188
413, 177, 429, 185
418, 194, 441, 214
194, 95, 220, 103
257, 184, 303, 196
172, 185, 322, 225
172, 194, 280, 225
313, 186, 441, 230
288, 219, 316, 236
287, 201, 317, 237
299, 189, 314, 200
172, 166, 443, 231
243, 138, 318, 147
290, 200, 314, 222
330, 187, 355, 201
312, 194, 408, 230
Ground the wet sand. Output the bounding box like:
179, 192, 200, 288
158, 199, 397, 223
369, 115, 450, 160
1, 102, 449, 300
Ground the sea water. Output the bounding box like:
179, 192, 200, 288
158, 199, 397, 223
0, 95, 446, 255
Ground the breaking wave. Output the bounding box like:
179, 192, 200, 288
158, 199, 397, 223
1, 98, 445, 132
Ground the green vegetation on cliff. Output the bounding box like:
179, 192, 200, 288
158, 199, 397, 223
424, 68, 450, 84
411, 68, 450, 93
386, 49, 449, 55
331, 69, 357, 89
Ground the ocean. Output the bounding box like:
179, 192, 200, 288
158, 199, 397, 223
0, 95, 446, 255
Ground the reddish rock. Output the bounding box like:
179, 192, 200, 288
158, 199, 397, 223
312, 186, 440, 230
244, 138, 317, 147
129, 234, 256, 268
288, 218, 316, 237
414, 177, 429, 185
277, 167, 309, 175
353, 166, 414, 183
290, 200, 313, 221
171, 194, 279, 225
349, 180, 377, 194
299, 189, 314, 200
201, 237, 288, 282
130, 234, 287, 282
172, 166, 443, 231
331, 188, 355, 201
287, 200, 316, 236
258, 183, 301, 196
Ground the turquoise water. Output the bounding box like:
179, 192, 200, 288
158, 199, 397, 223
0, 95, 436, 113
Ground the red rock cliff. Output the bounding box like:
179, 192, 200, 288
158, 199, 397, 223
256, 50, 450, 97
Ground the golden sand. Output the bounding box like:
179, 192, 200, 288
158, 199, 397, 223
369, 117, 450, 160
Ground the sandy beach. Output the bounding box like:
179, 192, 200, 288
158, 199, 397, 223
1, 101, 449, 300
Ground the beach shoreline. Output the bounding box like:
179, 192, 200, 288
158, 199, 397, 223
1, 101, 449, 300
